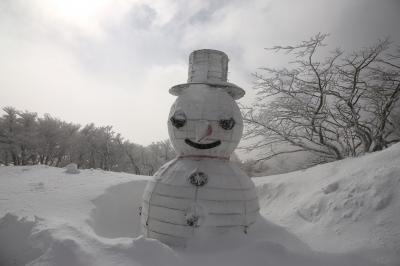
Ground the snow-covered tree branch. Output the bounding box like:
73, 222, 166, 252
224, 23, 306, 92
243, 34, 400, 165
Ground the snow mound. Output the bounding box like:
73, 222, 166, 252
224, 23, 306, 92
0, 213, 44, 265
0, 213, 379, 266
254, 143, 400, 266
65, 163, 80, 174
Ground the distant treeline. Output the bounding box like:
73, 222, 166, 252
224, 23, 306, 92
0, 106, 176, 175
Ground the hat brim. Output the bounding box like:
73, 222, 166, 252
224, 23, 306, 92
169, 82, 245, 100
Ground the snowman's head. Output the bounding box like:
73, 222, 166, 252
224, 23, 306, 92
168, 84, 243, 158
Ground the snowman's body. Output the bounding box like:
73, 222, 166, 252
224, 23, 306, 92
141, 158, 259, 246
141, 50, 259, 246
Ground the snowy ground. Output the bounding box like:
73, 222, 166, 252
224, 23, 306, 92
0, 144, 399, 266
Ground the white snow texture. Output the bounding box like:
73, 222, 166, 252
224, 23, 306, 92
1, 143, 400, 266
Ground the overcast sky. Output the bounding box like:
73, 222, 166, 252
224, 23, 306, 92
1, 0, 399, 146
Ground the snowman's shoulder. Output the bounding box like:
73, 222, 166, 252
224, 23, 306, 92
153, 158, 180, 179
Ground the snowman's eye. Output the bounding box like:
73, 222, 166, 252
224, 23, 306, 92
170, 111, 186, 128
219, 118, 235, 130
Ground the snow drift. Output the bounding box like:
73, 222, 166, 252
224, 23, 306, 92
0, 144, 399, 266
254, 143, 400, 265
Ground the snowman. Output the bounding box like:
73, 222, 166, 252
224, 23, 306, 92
141, 49, 259, 247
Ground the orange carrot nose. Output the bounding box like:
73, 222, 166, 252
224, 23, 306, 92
197, 123, 213, 142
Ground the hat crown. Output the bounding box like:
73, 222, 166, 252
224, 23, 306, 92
169, 49, 245, 99
188, 49, 229, 84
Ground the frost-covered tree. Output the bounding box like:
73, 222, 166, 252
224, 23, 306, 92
0, 107, 20, 165
16, 111, 38, 165
0, 107, 176, 174
243, 34, 400, 165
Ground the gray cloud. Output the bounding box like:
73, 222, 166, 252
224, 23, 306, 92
0, 0, 399, 145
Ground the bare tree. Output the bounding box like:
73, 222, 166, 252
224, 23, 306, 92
243, 34, 400, 165
333, 38, 400, 152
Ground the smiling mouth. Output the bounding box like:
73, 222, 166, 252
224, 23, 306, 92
185, 139, 221, 149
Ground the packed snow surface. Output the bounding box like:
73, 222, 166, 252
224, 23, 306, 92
1, 144, 400, 266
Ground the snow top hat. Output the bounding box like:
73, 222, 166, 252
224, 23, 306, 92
169, 49, 245, 100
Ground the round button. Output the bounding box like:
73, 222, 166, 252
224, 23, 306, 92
188, 171, 208, 186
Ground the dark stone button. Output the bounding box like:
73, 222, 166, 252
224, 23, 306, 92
185, 214, 199, 227
188, 171, 208, 186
